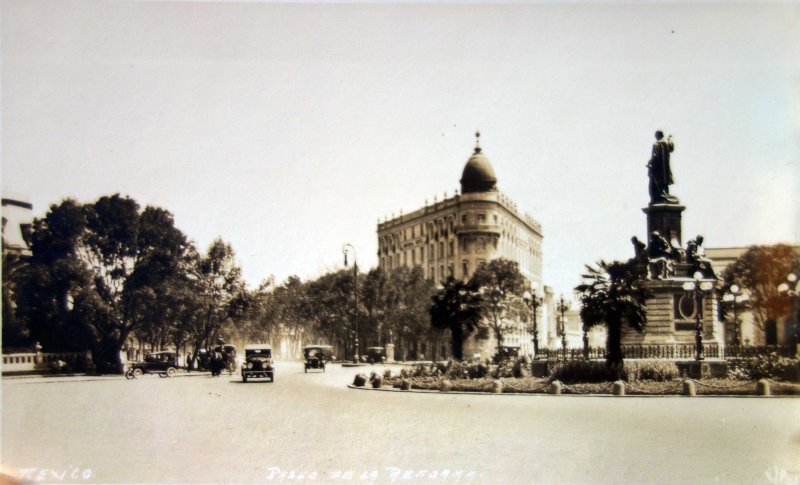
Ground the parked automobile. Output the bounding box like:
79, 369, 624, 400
365, 347, 386, 364
126, 351, 178, 378
303, 345, 334, 373
241, 344, 274, 383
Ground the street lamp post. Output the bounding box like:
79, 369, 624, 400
557, 295, 569, 355
777, 273, 799, 357
722, 284, 745, 348
343, 244, 359, 362
683, 271, 714, 361
582, 324, 590, 360
523, 284, 543, 359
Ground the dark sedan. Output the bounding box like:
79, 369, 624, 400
241, 344, 274, 383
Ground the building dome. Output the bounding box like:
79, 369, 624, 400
460, 137, 497, 194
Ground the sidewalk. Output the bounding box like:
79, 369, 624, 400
1, 369, 213, 381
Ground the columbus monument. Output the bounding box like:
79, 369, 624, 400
621, 131, 724, 361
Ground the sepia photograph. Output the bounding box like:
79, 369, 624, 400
2, 0, 798, 483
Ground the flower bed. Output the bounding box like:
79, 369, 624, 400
381, 376, 800, 396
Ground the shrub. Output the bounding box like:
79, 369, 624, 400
487, 355, 533, 379
490, 361, 514, 379
727, 355, 800, 381
467, 361, 489, 379
549, 360, 619, 383
444, 360, 469, 379
514, 355, 532, 378
624, 360, 680, 382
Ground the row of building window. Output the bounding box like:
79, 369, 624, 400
382, 237, 497, 269
383, 228, 535, 257
380, 257, 487, 281
381, 210, 511, 254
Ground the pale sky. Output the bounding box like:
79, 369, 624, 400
2, 0, 798, 297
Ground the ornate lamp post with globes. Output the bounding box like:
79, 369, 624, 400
523, 284, 544, 359
557, 295, 569, 356
777, 273, 799, 357
682, 271, 714, 361
582, 323, 590, 360
722, 284, 748, 348
343, 244, 359, 363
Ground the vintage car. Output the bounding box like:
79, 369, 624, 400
303, 345, 334, 373
241, 344, 274, 382
126, 351, 178, 378
365, 347, 386, 364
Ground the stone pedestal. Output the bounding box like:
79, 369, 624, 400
621, 277, 724, 355
34, 342, 43, 365
385, 343, 395, 363
643, 203, 685, 245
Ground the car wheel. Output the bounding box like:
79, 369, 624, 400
304, 367, 307, 373
159, 372, 167, 378
133, 368, 143, 378
242, 375, 247, 383
166, 367, 177, 378
269, 373, 274, 382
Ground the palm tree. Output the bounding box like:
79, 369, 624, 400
575, 259, 648, 371
430, 277, 484, 360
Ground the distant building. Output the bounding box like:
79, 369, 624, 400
376, 133, 546, 359
2, 196, 34, 257
706, 246, 800, 346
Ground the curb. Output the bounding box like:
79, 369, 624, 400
2, 371, 215, 382
346, 384, 800, 398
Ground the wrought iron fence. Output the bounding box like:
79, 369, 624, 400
724, 345, 796, 358
536, 344, 723, 361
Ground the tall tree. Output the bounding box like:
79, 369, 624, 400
384, 266, 436, 360
575, 259, 648, 370
430, 277, 483, 360
722, 244, 800, 342
237, 278, 279, 346
190, 238, 247, 351
2, 244, 31, 349
469, 258, 526, 356
361, 268, 390, 347
15, 196, 191, 371
264, 275, 309, 355
305, 270, 357, 358
16, 199, 94, 353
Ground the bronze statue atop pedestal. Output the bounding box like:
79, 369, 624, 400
647, 131, 679, 204
686, 235, 717, 279
647, 231, 675, 279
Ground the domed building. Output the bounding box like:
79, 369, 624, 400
377, 133, 545, 359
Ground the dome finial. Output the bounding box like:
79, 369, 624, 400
474, 130, 482, 154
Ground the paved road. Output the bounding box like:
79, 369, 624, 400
2, 361, 799, 484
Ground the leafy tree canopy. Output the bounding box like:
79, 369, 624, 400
575, 259, 648, 367
722, 244, 800, 332
430, 276, 483, 360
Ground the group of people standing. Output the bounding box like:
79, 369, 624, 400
186, 346, 236, 376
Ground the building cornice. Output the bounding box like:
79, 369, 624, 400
378, 191, 542, 237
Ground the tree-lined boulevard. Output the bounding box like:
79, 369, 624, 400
2, 361, 798, 484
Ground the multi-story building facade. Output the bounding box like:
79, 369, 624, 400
2, 196, 34, 257
706, 246, 800, 347
376, 134, 545, 358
